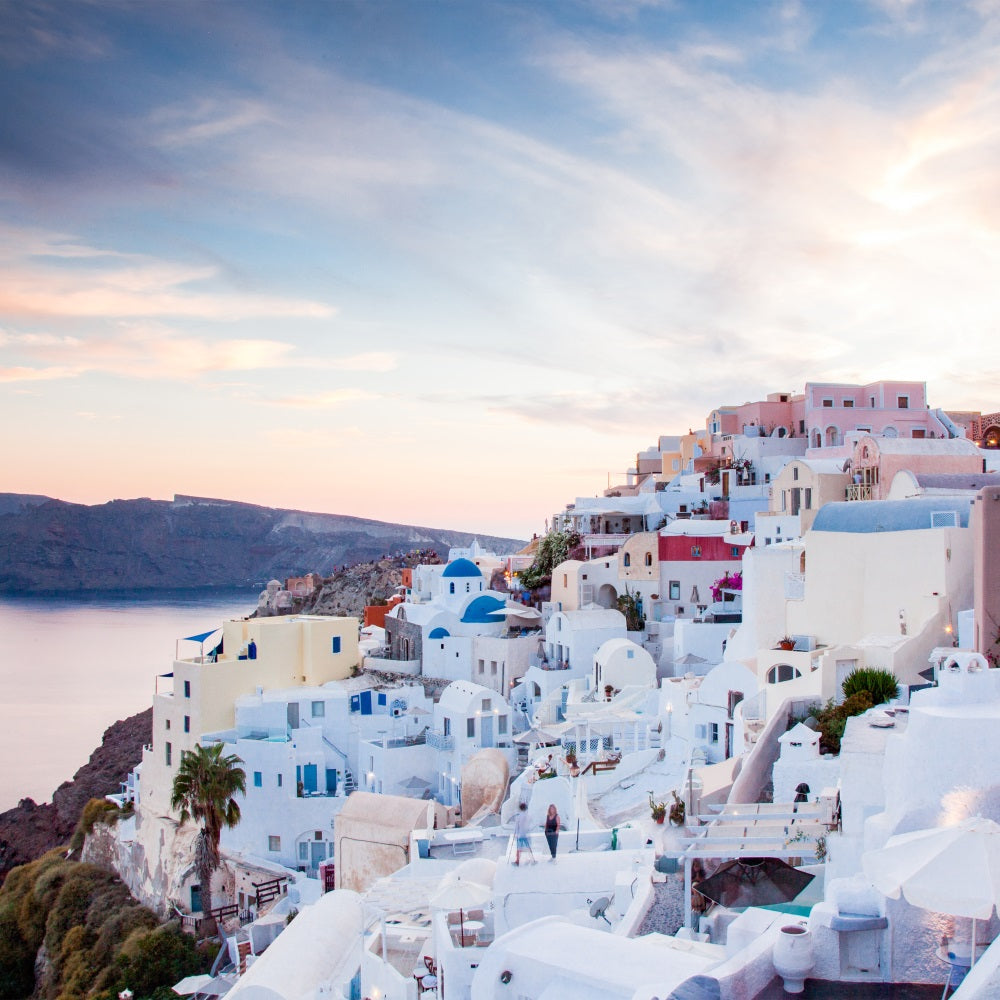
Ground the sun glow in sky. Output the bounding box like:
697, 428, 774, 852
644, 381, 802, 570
2, 0, 998, 539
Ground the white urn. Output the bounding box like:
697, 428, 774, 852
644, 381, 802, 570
773, 921, 814, 994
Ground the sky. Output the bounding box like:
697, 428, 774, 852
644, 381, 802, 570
2, 0, 998, 540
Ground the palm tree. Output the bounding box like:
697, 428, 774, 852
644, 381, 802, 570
170, 742, 246, 913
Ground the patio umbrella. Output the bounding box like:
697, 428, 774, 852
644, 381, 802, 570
694, 857, 815, 910
400, 775, 431, 791
513, 726, 560, 745
172, 976, 213, 996
429, 878, 491, 940
862, 816, 1000, 966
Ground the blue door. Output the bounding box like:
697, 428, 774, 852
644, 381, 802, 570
303, 763, 318, 794
325, 768, 337, 795
191, 884, 202, 913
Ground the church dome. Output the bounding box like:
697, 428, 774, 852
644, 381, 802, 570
442, 558, 483, 579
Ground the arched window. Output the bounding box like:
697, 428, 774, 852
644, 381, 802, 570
645, 552, 653, 567
767, 663, 801, 683
623, 553, 631, 567
449, 582, 455, 594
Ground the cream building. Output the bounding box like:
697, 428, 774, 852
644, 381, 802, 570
140, 615, 359, 819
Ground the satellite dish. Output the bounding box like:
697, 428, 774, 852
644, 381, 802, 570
588, 896, 612, 925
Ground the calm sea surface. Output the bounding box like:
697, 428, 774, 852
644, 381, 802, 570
0, 588, 258, 811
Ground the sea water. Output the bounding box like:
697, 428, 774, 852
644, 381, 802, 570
0, 588, 258, 811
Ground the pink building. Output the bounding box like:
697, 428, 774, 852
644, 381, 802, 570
801, 380, 948, 449
847, 435, 984, 501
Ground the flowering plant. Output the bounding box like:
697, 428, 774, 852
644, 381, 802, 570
710, 571, 742, 604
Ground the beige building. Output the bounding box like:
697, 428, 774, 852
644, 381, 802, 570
760, 458, 850, 536
334, 791, 446, 893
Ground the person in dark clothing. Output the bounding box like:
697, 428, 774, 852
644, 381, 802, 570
544, 803, 561, 861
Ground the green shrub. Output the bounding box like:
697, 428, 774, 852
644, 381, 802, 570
810, 693, 875, 755
70, 799, 120, 852
842, 667, 898, 706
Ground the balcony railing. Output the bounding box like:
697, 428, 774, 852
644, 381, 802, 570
845, 484, 873, 501
426, 731, 454, 751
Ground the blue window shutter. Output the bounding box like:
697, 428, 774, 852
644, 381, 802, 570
332, 636, 342, 654
350, 694, 361, 713
377, 693, 387, 707
254, 771, 262, 787
360, 690, 373, 715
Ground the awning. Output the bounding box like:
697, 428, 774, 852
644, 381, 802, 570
182, 629, 221, 644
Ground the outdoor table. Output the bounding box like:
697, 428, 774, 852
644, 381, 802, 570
936, 942, 987, 999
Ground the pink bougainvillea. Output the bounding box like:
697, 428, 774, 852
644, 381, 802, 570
710, 571, 743, 604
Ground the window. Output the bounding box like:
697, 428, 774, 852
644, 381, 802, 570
798, 419, 805, 433
792, 466, 799, 481
449, 582, 455, 594
669, 581, 680, 600
299, 842, 308, 861
767, 663, 802, 683
691, 546, 702, 558
490, 661, 497, 675
731, 546, 740, 557
311, 701, 325, 718
165, 718, 171, 730
499, 716, 508, 734
277, 773, 283, 787
626, 648, 634, 659
843, 399, 854, 408
443, 718, 451, 737
254, 771, 262, 787
822, 398, 833, 408
781, 490, 787, 511
314, 830, 323, 840
268, 836, 281, 852
804, 488, 812, 509
467, 718, 476, 738
623, 553, 631, 567
562, 574, 568, 588
897, 395, 909, 409
912, 428, 926, 439
165, 742, 172, 766
691, 586, 700, 602
478, 658, 485, 673
332, 636, 341, 654
482, 698, 491, 711
183, 715, 190, 733
710, 723, 719, 743
644, 552, 653, 567
183, 680, 191, 698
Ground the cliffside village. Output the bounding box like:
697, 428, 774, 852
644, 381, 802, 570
91, 379, 1000, 1000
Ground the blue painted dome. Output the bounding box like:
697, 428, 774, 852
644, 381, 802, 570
461, 595, 506, 624
442, 557, 483, 578
428, 626, 450, 639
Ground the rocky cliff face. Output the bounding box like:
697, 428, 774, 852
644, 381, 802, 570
0, 493, 524, 593
0, 708, 151, 883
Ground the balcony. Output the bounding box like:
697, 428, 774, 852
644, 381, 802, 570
426, 730, 454, 751
845, 484, 873, 501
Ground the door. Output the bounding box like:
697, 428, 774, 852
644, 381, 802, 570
303, 763, 318, 794
287, 703, 299, 728
836, 660, 857, 699
325, 768, 337, 796
481, 714, 494, 748
190, 884, 202, 913
310, 841, 326, 871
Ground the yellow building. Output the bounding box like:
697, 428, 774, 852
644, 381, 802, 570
141, 615, 359, 817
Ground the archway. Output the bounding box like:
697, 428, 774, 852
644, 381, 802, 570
597, 583, 618, 608
984, 425, 1000, 449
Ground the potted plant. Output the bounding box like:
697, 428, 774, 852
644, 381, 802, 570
649, 792, 667, 824
669, 790, 685, 826
778, 635, 796, 651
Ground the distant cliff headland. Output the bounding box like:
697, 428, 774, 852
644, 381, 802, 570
0, 493, 525, 594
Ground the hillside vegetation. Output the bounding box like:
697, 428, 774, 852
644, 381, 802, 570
0, 805, 210, 1000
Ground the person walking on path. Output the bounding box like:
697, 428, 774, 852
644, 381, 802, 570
544, 804, 561, 861
514, 802, 536, 866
